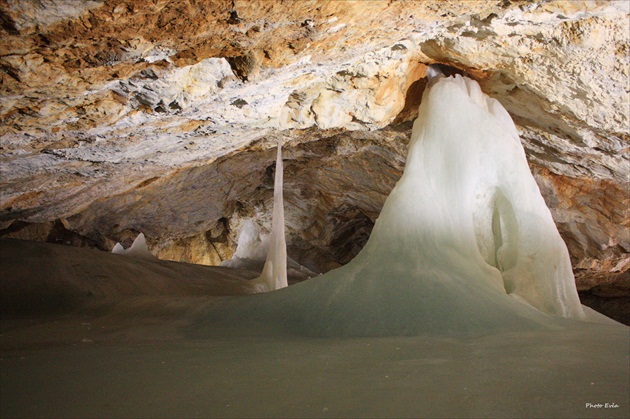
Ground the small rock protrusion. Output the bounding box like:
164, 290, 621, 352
231, 98, 248, 109
227, 53, 261, 82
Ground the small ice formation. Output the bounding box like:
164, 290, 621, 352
217, 70, 592, 337
111, 233, 155, 261
222, 218, 318, 280
221, 219, 270, 270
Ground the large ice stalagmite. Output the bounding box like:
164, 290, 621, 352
390, 71, 585, 319
214, 72, 586, 336
252, 139, 288, 292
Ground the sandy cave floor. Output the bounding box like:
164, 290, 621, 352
0, 239, 628, 418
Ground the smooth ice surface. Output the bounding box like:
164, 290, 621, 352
1, 324, 628, 419
111, 232, 155, 261
208, 73, 600, 337
1, 238, 627, 418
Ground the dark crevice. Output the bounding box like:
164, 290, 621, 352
1, 63, 21, 82
0, 9, 19, 35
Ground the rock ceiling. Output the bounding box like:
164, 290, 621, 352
0, 1, 628, 283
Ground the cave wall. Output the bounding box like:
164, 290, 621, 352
1, 1, 628, 301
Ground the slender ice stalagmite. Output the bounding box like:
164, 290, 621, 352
253, 138, 288, 292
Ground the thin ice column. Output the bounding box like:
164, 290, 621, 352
255, 138, 288, 292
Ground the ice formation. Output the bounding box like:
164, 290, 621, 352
221, 219, 270, 270
222, 218, 318, 279
111, 233, 155, 261
217, 70, 588, 336
404, 68, 585, 319
252, 139, 288, 292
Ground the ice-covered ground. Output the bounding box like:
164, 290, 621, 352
0, 321, 626, 418
0, 239, 627, 418
0, 282, 627, 419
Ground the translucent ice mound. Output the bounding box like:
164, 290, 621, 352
208, 73, 617, 337
221, 219, 271, 270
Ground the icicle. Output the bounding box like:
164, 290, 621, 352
254, 138, 288, 292
111, 232, 155, 261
